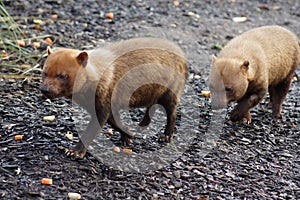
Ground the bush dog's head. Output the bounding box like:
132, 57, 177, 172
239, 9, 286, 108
40, 47, 88, 99
209, 55, 250, 109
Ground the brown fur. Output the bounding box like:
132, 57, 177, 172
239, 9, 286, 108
41, 38, 188, 159
210, 25, 300, 123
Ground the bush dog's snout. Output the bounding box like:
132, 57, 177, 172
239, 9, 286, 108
40, 85, 50, 95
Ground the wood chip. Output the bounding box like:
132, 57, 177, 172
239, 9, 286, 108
43, 115, 56, 121
123, 148, 132, 153
14, 135, 23, 141
232, 17, 247, 22
41, 178, 52, 185
201, 91, 211, 97
68, 192, 81, 199
107, 129, 113, 135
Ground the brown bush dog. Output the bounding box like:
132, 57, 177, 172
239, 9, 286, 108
40, 38, 188, 159
209, 25, 300, 123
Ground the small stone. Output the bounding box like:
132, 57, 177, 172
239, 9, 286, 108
65, 132, 73, 140
157, 192, 165, 196
113, 147, 120, 153
232, 17, 247, 22
174, 181, 182, 188
194, 14, 200, 19
173, 1, 180, 6
168, 185, 175, 189
194, 75, 201, 79
188, 11, 195, 16
43, 115, 56, 121
240, 137, 251, 144
174, 171, 181, 179
292, 76, 297, 81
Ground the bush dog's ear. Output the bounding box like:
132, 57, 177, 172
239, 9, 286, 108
47, 46, 53, 55
76, 52, 88, 67
212, 55, 218, 63
240, 60, 250, 72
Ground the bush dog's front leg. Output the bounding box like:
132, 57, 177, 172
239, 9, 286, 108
66, 107, 109, 159
107, 114, 134, 146
230, 88, 267, 123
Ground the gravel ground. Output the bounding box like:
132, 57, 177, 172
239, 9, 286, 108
1, 0, 300, 199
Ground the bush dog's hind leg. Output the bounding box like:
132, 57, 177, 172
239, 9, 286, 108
139, 104, 160, 127
138, 106, 151, 127
269, 72, 294, 118
158, 90, 177, 142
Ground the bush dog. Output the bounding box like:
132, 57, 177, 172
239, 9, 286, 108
40, 38, 188, 159
210, 25, 300, 123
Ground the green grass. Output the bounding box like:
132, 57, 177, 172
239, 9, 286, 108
0, 0, 48, 77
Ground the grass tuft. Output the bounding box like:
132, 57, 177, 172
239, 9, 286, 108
0, 0, 48, 77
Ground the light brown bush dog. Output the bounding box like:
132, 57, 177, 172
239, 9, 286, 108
210, 25, 300, 123
40, 38, 188, 159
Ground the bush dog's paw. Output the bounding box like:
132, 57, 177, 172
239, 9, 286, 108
138, 116, 151, 127
120, 134, 133, 146
65, 142, 87, 160
272, 112, 282, 119
242, 111, 252, 124
65, 148, 87, 160
230, 109, 252, 124
230, 110, 241, 122
159, 133, 173, 143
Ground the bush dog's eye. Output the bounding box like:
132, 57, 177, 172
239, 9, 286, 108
42, 72, 47, 78
225, 87, 233, 94
57, 74, 68, 80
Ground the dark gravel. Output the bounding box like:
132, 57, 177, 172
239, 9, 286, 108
1, 0, 300, 199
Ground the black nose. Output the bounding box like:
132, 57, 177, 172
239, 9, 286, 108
40, 86, 50, 94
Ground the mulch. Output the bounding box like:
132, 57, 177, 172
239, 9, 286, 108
1, 0, 299, 199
